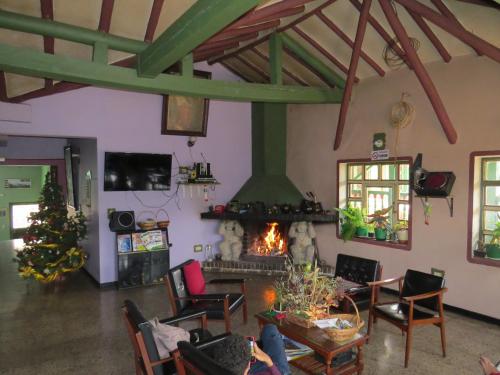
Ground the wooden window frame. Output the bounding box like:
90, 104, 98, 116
337, 157, 412, 251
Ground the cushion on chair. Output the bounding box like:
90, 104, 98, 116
183, 260, 206, 295
374, 302, 439, 322
401, 269, 445, 311
179, 293, 245, 320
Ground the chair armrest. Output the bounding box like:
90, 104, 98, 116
159, 311, 207, 325
403, 288, 448, 302
208, 278, 245, 285
150, 356, 174, 367
367, 276, 403, 288
190, 294, 231, 302
193, 332, 232, 350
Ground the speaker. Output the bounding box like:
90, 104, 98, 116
109, 211, 135, 232
414, 172, 455, 197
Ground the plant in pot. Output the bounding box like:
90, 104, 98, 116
485, 221, 500, 260
368, 207, 391, 241
353, 208, 369, 237
335, 206, 367, 241
366, 223, 375, 238
393, 221, 409, 244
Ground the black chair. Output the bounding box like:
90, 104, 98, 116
165, 259, 247, 332
177, 339, 236, 375
122, 299, 229, 375
367, 269, 447, 367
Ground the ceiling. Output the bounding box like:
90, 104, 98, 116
0, 0, 499, 102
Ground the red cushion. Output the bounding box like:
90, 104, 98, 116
183, 261, 206, 295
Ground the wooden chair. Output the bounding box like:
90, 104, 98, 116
367, 269, 447, 367
165, 259, 247, 333
177, 340, 236, 375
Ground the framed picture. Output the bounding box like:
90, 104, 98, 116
4, 178, 31, 188
161, 70, 211, 137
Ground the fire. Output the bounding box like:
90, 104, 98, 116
256, 222, 286, 256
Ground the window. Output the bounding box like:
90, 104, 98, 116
338, 158, 412, 250
468, 151, 500, 267
11, 203, 39, 229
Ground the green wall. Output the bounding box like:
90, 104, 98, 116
0, 165, 48, 240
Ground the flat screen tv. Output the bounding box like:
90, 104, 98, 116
104, 152, 172, 191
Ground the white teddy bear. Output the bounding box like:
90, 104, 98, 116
218, 220, 244, 261
288, 221, 316, 264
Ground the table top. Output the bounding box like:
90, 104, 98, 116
255, 311, 368, 358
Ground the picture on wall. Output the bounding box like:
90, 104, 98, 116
161, 70, 211, 137
4, 178, 31, 188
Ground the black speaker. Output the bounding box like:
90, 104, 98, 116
109, 211, 135, 232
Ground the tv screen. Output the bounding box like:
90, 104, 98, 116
104, 152, 172, 191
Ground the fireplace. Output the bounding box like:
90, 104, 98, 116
244, 222, 288, 257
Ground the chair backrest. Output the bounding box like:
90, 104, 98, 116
177, 341, 235, 375
401, 269, 445, 311
166, 260, 195, 313
334, 253, 381, 285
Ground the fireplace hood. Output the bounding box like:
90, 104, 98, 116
233, 102, 303, 206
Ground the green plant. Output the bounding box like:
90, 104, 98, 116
368, 206, 392, 229
335, 205, 366, 241
489, 221, 500, 245
366, 223, 375, 233
393, 221, 408, 232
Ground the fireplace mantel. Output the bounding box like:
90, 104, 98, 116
200, 211, 337, 223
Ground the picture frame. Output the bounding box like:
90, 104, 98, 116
4, 178, 31, 189
161, 70, 211, 137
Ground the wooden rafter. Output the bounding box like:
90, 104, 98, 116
250, 47, 308, 86
219, 61, 251, 82
315, 11, 385, 76
98, 0, 114, 32
144, 0, 165, 43
205, 20, 280, 44
334, 0, 372, 150
397, 0, 500, 63
0, 71, 7, 101
406, 8, 451, 62
196, 33, 259, 53
40, 0, 54, 88
291, 25, 358, 82
350, 0, 412, 69
269, 33, 283, 84
380, 0, 457, 145
455, 0, 500, 9
234, 55, 269, 82
228, 5, 306, 30
283, 48, 333, 87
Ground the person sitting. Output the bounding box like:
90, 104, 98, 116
480, 356, 500, 375
212, 324, 291, 375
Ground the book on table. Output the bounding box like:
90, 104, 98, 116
282, 335, 313, 361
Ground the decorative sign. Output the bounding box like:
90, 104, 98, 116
371, 149, 390, 161
4, 178, 31, 188
372, 132, 386, 151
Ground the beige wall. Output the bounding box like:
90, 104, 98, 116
287, 55, 500, 319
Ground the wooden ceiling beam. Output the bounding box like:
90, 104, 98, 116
0, 71, 7, 101
194, 44, 240, 61
234, 55, 270, 82
229, 5, 306, 30
269, 33, 283, 84
40, 0, 54, 88
430, 0, 482, 56
284, 48, 333, 88
406, 8, 451, 62
350, 0, 412, 69
98, 0, 114, 32
205, 20, 280, 44
196, 33, 259, 53
137, 0, 260, 77
398, 0, 500, 63
250, 47, 308, 86
315, 11, 385, 77
291, 25, 358, 82
334, 0, 372, 150
144, 0, 165, 43
455, 0, 500, 9
219, 61, 251, 82
380, 0, 457, 145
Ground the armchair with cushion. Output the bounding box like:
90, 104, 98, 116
367, 269, 447, 367
122, 299, 229, 375
177, 340, 236, 375
165, 259, 247, 332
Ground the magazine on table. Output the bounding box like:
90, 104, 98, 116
282, 335, 313, 361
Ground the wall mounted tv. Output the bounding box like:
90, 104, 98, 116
104, 152, 172, 191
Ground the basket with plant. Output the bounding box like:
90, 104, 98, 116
324, 295, 364, 343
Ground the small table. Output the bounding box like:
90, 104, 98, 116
255, 312, 368, 375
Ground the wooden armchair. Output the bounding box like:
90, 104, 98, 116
367, 269, 447, 368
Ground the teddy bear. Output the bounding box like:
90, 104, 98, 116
288, 221, 316, 264
218, 220, 244, 261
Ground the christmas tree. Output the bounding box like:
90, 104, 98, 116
15, 168, 87, 283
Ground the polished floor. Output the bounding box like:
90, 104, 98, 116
1, 239, 498, 375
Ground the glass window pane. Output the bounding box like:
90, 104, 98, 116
484, 234, 493, 244
365, 165, 379, 180
398, 203, 410, 221
381, 164, 396, 180
399, 184, 410, 201
399, 164, 410, 180
367, 186, 393, 215
348, 165, 363, 180
349, 184, 362, 198
483, 160, 500, 181
11, 204, 39, 229
348, 200, 362, 209
485, 186, 500, 206
484, 210, 500, 231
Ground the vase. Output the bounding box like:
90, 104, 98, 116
485, 244, 500, 259
374, 228, 387, 241
397, 229, 408, 244
355, 227, 368, 237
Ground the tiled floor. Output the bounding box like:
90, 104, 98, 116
1, 239, 498, 374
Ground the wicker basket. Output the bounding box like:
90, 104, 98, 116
286, 312, 316, 328
324, 295, 364, 343
137, 211, 157, 230
156, 209, 170, 229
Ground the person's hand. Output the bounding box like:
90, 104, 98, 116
480, 356, 497, 375
254, 344, 273, 368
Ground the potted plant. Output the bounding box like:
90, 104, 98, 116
335, 206, 367, 241
367, 223, 375, 238
393, 221, 409, 244
353, 208, 369, 237
485, 221, 500, 260
368, 207, 391, 241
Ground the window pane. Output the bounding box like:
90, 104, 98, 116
348, 200, 362, 209
398, 203, 410, 221
484, 210, 500, 231
349, 184, 362, 198
485, 186, 500, 206
11, 204, 39, 229
484, 234, 493, 244
367, 186, 393, 215
381, 164, 396, 180
365, 165, 379, 180
398, 184, 410, 201
483, 160, 500, 181
399, 164, 410, 180
348, 165, 363, 180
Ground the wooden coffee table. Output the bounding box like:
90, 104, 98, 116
255, 312, 368, 375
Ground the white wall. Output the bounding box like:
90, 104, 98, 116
4, 136, 66, 159
288, 55, 500, 319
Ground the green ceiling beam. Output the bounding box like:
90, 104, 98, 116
93, 42, 108, 64
269, 33, 283, 85
181, 54, 194, 78
0, 9, 145, 54
281, 33, 346, 89
137, 0, 260, 77
0, 43, 343, 103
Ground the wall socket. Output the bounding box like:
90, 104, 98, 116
193, 244, 203, 253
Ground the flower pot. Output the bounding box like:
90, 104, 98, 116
374, 228, 387, 241
396, 229, 408, 244
355, 227, 368, 237
485, 244, 500, 259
